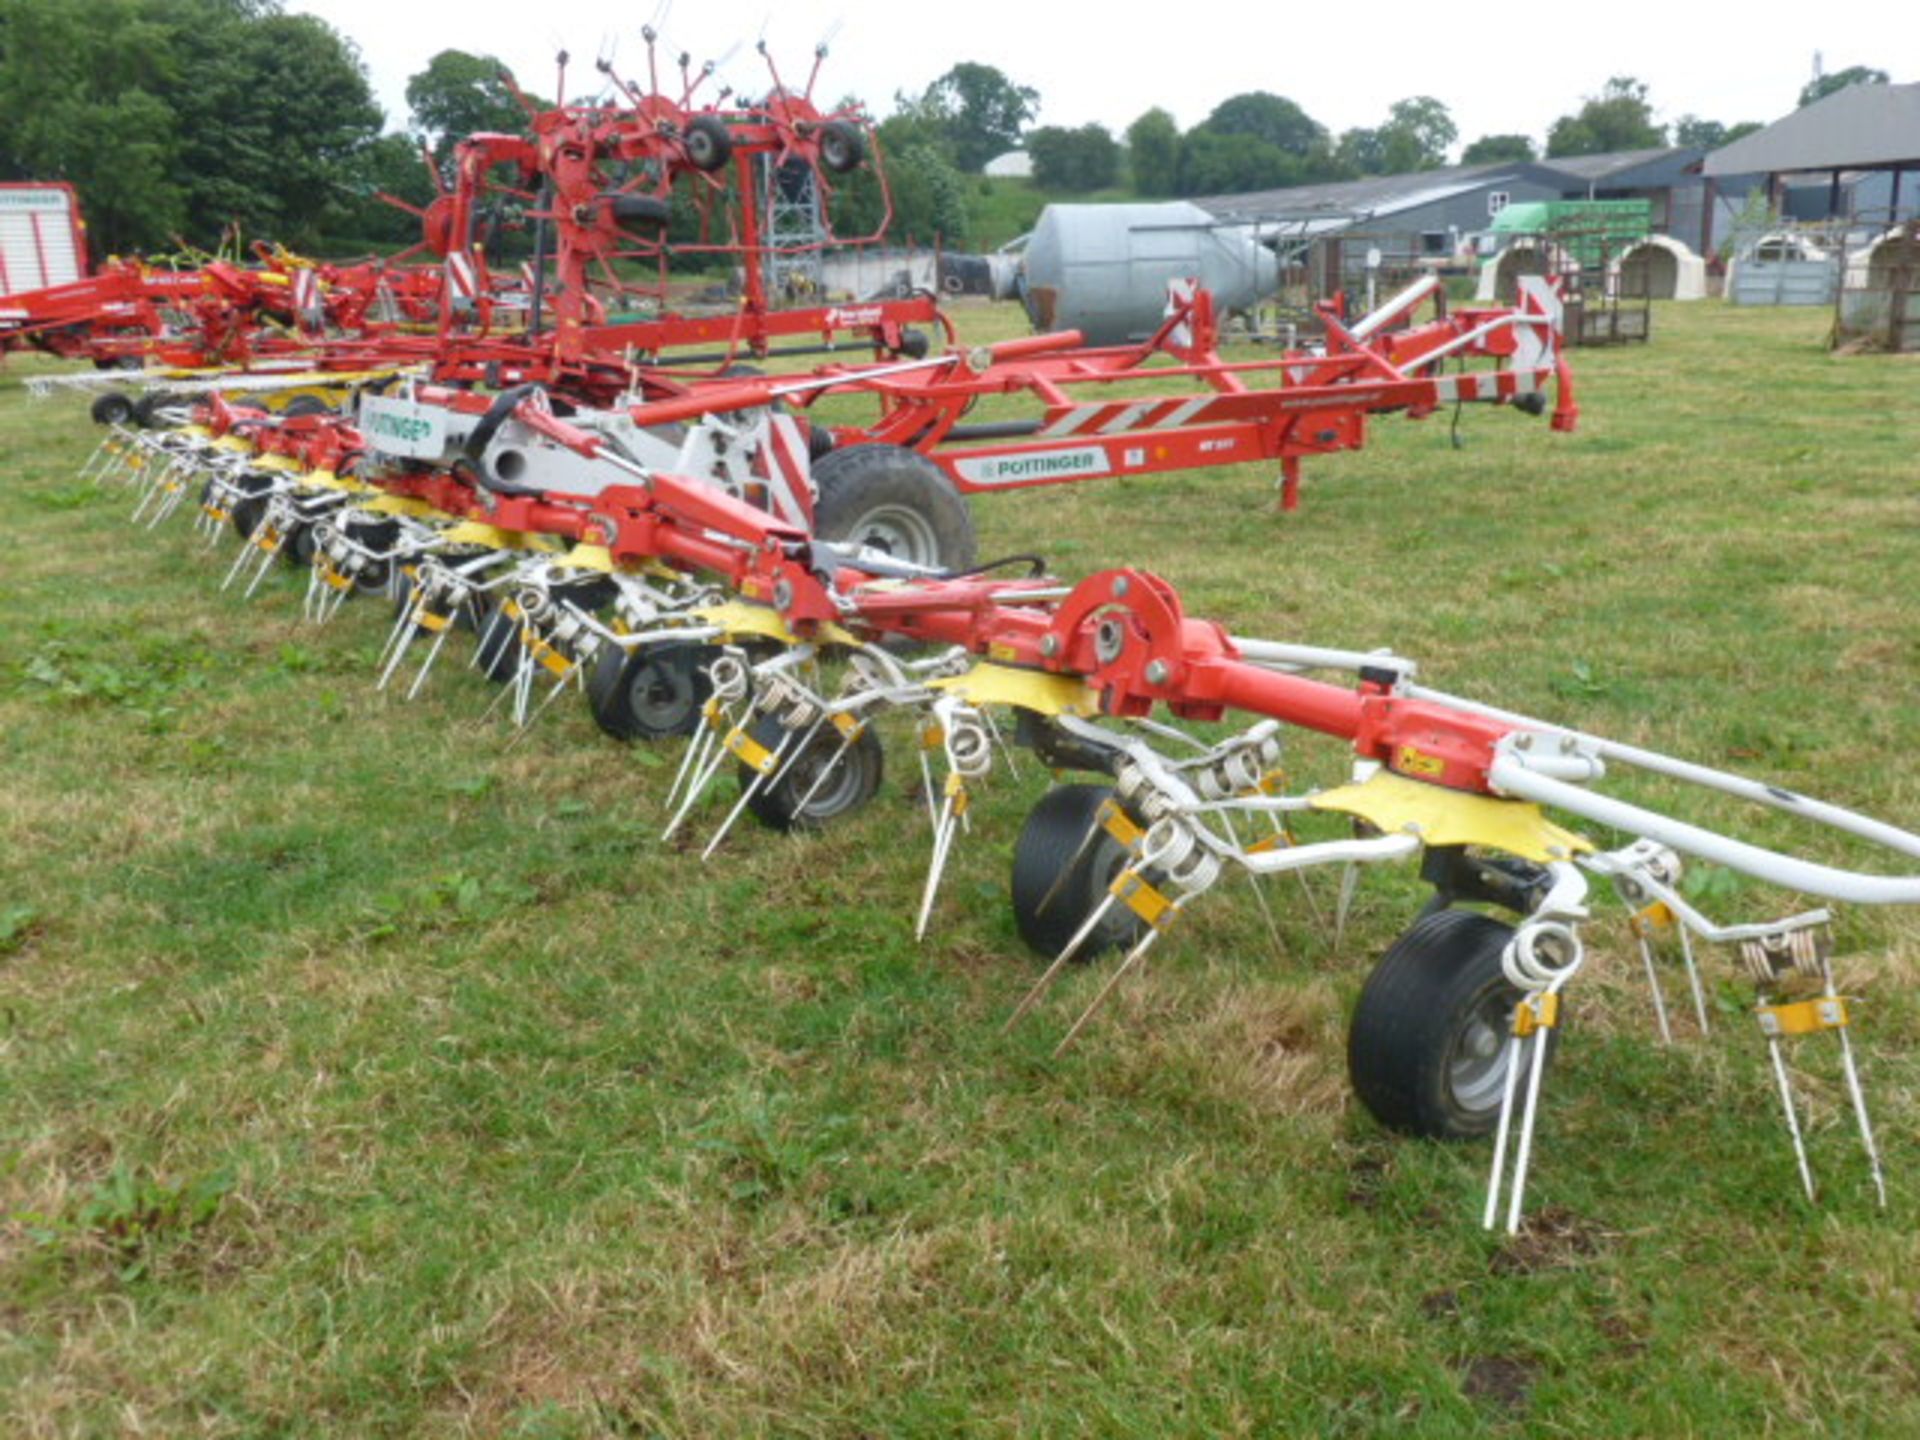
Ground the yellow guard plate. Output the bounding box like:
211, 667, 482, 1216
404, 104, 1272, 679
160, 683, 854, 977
928, 662, 1098, 718
1310, 770, 1590, 864
694, 601, 856, 647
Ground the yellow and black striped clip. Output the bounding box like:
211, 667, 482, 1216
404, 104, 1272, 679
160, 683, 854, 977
1110, 868, 1177, 931
1512, 993, 1561, 1037
723, 725, 778, 775
1756, 996, 1849, 1039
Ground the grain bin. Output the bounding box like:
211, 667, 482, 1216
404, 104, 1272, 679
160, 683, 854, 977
1018, 202, 1278, 344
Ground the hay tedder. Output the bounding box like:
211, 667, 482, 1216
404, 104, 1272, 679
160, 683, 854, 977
79, 319, 1912, 1230
32, 31, 1914, 1231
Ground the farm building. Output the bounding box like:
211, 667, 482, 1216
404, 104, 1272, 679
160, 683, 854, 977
1543, 147, 1706, 229
1702, 82, 1920, 226
1195, 148, 1718, 271
1196, 160, 1572, 268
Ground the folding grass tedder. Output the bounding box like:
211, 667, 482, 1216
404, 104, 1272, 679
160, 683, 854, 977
78, 317, 1915, 1231
34, 30, 1913, 1228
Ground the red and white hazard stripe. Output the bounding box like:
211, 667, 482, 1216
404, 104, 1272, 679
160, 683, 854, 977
762, 413, 813, 529
1038, 394, 1221, 438
444, 251, 478, 303
292, 268, 319, 317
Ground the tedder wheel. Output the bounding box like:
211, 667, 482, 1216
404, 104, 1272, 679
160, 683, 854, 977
282, 523, 318, 569
230, 482, 273, 542
585, 640, 716, 741
817, 121, 866, 174
739, 713, 884, 832
131, 391, 179, 428
90, 391, 135, 427
280, 394, 333, 418
472, 597, 523, 684
684, 114, 734, 173
1009, 784, 1147, 961
1347, 909, 1533, 1140
810, 443, 976, 572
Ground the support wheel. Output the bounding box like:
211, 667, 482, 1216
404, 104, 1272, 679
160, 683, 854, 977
586, 640, 716, 741
818, 121, 866, 174
811, 443, 976, 572
1009, 784, 1145, 961
1347, 909, 1531, 1140
740, 715, 883, 832
684, 115, 734, 173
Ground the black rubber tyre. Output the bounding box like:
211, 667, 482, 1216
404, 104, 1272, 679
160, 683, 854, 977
1009, 784, 1146, 961
1347, 909, 1531, 1140
131, 391, 179, 428
229, 485, 272, 543
817, 121, 866, 174
282, 522, 318, 569
811, 443, 976, 572
342, 519, 401, 597
472, 598, 523, 684
607, 193, 673, 230
684, 114, 734, 173
280, 394, 333, 418
739, 714, 884, 832
585, 640, 716, 741
90, 391, 135, 427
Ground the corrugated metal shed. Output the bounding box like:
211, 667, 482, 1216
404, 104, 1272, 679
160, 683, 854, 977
1196, 161, 1564, 222
1704, 83, 1920, 176
1544, 147, 1705, 192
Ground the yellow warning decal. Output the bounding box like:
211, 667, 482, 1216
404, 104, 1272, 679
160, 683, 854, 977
1396, 746, 1446, 780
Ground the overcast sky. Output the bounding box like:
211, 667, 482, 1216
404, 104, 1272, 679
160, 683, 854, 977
292, 0, 1914, 156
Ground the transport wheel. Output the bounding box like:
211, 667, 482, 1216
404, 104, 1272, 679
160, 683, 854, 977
1009, 784, 1146, 961
90, 391, 135, 426
1347, 909, 1532, 1140
740, 714, 884, 832
684, 115, 734, 172
818, 121, 866, 174
585, 640, 715, 741
811, 443, 976, 572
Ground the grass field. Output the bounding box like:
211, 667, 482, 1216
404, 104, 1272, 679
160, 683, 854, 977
2, 302, 1918, 1437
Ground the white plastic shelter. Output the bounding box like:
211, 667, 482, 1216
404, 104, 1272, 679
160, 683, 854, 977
1611, 235, 1707, 301
1474, 238, 1576, 303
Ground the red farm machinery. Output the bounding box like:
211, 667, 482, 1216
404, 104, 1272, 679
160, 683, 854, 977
32, 34, 1916, 1232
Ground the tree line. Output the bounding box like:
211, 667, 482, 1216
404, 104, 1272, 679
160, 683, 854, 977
0, 0, 1894, 260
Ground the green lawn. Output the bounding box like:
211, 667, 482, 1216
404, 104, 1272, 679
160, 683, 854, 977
2, 303, 1918, 1437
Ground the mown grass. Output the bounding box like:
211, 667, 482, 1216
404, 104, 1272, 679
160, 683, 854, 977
1, 302, 1918, 1437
